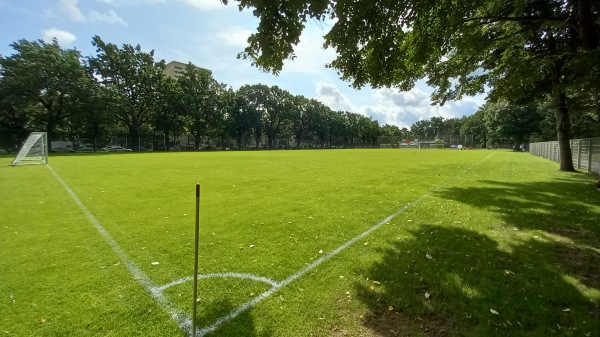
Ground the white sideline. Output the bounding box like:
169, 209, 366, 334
47, 165, 194, 332
196, 152, 497, 336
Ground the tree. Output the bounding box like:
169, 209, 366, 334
153, 77, 186, 150
380, 124, 402, 138
225, 0, 600, 171
344, 112, 361, 147
482, 101, 542, 147
0, 39, 93, 149
288, 95, 310, 148
68, 83, 115, 149
460, 110, 488, 147
177, 64, 222, 149
88, 35, 166, 150
238, 84, 285, 149
358, 115, 381, 145
224, 88, 255, 148
429, 116, 446, 138
410, 120, 433, 140
309, 100, 334, 148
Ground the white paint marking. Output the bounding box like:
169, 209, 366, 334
196, 153, 496, 336
47, 165, 193, 333
157, 272, 280, 291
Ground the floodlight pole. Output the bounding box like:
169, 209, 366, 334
192, 183, 200, 337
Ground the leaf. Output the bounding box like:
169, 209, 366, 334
426, 253, 433, 259
388, 306, 394, 311
490, 309, 499, 315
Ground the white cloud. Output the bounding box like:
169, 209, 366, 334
181, 0, 224, 11
315, 82, 355, 112
218, 26, 251, 47
316, 83, 481, 127
41, 28, 77, 45
367, 88, 481, 127
57, 0, 85, 22
88, 9, 127, 26
98, 0, 223, 10
280, 27, 336, 77
97, 0, 166, 5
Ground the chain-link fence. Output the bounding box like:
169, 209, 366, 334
529, 137, 600, 175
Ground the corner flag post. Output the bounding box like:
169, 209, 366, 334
192, 183, 200, 336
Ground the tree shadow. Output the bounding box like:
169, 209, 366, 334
434, 175, 600, 246
201, 299, 273, 337
356, 225, 599, 337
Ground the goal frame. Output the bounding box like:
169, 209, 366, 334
11, 132, 49, 166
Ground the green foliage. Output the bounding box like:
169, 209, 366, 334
0, 39, 93, 147
87, 35, 166, 146
177, 64, 224, 148
482, 100, 542, 146
460, 110, 488, 147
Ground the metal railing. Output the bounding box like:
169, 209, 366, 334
529, 137, 600, 175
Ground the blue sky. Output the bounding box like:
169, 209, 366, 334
0, 0, 485, 128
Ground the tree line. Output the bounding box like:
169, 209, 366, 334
2, 33, 598, 153
0, 36, 386, 152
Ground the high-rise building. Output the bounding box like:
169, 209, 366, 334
165, 61, 211, 79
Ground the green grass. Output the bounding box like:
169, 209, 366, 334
1, 149, 598, 336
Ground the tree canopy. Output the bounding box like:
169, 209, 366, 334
225, 0, 600, 170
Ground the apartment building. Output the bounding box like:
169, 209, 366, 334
165, 61, 212, 79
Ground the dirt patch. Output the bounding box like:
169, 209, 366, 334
554, 245, 600, 288
547, 227, 592, 242
359, 306, 458, 337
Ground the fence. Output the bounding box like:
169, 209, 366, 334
529, 137, 600, 175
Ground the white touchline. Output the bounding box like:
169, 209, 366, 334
47, 165, 194, 333
196, 152, 497, 337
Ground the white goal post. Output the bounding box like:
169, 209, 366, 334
11, 132, 48, 166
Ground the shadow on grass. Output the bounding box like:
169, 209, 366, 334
434, 175, 600, 246
356, 225, 599, 337
202, 300, 273, 337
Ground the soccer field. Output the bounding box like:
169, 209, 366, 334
1, 149, 599, 337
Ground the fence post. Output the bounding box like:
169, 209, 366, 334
588, 139, 593, 173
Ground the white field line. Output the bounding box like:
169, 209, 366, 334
157, 272, 280, 292
196, 152, 497, 336
47, 165, 194, 333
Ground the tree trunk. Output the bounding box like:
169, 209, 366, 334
551, 61, 575, 171
254, 129, 261, 149
236, 133, 243, 149
195, 136, 200, 150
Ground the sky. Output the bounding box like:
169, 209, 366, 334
0, 0, 486, 128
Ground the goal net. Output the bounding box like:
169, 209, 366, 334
11, 132, 48, 166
